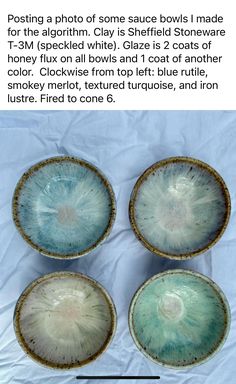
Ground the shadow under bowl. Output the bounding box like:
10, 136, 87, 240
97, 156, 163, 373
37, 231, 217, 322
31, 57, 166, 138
12, 156, 116, 259
129, 269, 230, 369
14, 271, 117, 369
129, 157, 231, 259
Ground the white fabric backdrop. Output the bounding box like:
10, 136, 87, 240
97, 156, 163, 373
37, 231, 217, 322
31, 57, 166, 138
0, 110, 235, 384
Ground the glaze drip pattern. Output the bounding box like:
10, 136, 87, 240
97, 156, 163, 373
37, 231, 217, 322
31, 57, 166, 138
130, 271, 229, 367
18, 275, 114, 365
134, 161, 227, 255
16, 160, 113, 256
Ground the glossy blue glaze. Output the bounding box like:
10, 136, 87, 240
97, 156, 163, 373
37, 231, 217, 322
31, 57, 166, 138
16, 158, 115, 257
130, 270, 230, 368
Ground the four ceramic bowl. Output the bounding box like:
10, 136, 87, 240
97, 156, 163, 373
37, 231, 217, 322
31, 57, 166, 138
12, 156, 231, 369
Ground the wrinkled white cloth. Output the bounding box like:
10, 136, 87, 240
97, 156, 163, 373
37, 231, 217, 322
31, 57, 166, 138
0, 110, 235, 384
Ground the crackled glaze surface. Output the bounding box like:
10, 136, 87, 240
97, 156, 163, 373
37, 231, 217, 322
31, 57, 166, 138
130, 158, 230, 258
13, 157, 115, 258
129, 270, 230, 368
14, 273, 116, 368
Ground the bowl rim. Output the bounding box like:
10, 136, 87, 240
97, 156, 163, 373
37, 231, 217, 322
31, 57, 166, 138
129, 156, 231, 260
12, 155, 116, 259
13, 271, 117, 370
128, 268, 231, 369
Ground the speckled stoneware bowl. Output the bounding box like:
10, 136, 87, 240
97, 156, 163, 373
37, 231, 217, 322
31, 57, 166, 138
129, 269, 230, 369
12, 156, 116, 259
129, 157, 230, 259
14, 272, 117, 369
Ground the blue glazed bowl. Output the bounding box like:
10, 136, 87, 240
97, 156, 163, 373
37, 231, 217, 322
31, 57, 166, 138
13, 156, 116, 259
129, 269, 230, 369
129, 157, 231, 259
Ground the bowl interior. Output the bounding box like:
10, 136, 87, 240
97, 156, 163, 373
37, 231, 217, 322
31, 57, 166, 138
131, 158, 230, 258
129, 270, 230, 368
14, 273, 116, 368
13, 157, 115, 258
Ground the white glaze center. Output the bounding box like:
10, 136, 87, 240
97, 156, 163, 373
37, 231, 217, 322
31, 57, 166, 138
157, 197, 189, 231
45, 296, 82, 341
158, 292, 184, 321
57, 205, 77, 225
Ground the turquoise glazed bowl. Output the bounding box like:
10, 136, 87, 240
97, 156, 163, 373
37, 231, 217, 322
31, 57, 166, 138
129, 157, 230, 259
14, 272, 117, 369
129, 269, 230, 369
13, 156, 116, 259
